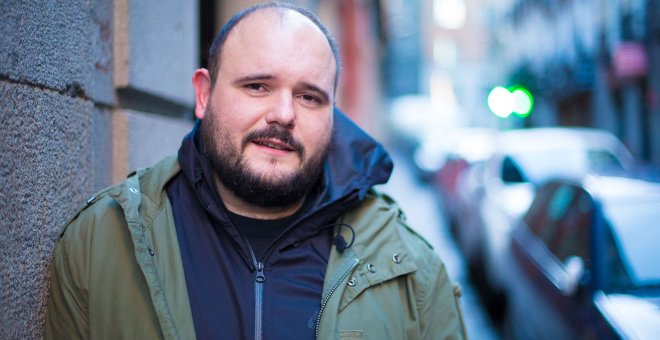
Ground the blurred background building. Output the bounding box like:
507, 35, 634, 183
1, 0, 658, 338
392, 0, 659, 166
486, 0, 660, 166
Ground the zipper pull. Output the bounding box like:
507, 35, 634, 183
255, 262, 266, 283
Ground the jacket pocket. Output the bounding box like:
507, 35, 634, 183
339, 330, 363, 339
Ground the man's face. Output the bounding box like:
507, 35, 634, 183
200, 10, 336, 208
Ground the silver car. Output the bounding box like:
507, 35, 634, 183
457, 127, 635, 306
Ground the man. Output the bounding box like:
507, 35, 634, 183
45, 2, 466, 339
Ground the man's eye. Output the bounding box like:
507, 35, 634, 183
300, 94, 321, 104
245, 83, 266, 91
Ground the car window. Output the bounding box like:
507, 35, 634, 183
549, 188, 592, 262
533, 184, 574, 247
527, 184, 591, 263
587, 150, 624, 171
524, 182, 561, 235
501, 156, 526, 183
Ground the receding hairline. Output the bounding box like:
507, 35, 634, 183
239, 6, 319, 28
224, 8, 332, 58
207, 2, 341, 91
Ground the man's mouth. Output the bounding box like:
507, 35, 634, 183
253, 138, 295, 152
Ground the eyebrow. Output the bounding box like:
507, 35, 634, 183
232, 74, 275, 85
232, 74, 331, 103
300, 82, 330, 104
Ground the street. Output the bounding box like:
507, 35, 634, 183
377, 150, 500, 340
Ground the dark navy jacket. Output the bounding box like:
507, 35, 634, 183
166, 109, 392, 339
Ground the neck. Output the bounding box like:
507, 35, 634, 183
213, 174, 305, 220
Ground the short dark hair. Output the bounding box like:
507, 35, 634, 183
207, 1, 341, 92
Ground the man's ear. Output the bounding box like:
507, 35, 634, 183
192, 68, 212, 119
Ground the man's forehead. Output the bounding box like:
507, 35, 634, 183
221, 9, 335, 76
231, 8, 326, 43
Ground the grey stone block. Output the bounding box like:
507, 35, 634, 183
116, 0, 198, 108
0, 81, 93, 340
0, 0, 114, 105
126, 110, 194, 172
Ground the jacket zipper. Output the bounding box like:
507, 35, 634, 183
231, 220, 302, 340
254, 260, 265, 340
247, 215, 308, 340
232, 221, 265, 340
240, 240, 264, 340
314, 258, 359, 338
219, 223, 264, 340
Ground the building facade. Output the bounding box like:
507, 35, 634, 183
488, 0, 660, 165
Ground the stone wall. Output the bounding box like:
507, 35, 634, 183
0, 0, 197, 338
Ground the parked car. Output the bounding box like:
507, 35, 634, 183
388, 95, 445, 166
454, 127, 635, 303
506, 175, 660, 339
412, 130, 452, 181
433, 127, 495, 226
451, 161, 489, 270
410, 127, 494, 182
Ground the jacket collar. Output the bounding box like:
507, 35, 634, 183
321, 108, 393, 204
109, 155, 181, 228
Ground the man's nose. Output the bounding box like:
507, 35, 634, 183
265, 93, 295, 128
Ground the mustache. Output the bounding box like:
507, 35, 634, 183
242, 126, 304, 155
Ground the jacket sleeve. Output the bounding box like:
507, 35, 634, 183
44, 232, 88, 340
418, 256, 468, 339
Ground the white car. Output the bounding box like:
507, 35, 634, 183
466, 127, 635, 305
507, 175, 660, 339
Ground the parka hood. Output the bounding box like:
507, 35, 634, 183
321, 108, 393, 203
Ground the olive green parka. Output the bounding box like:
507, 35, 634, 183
45, 155, 466, 339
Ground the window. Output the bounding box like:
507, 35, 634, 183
525, 182, 562, 237
549, 188, 592, 262
534, 184, 574, 248
527, 183, 592, 263
501, 156, 526, 183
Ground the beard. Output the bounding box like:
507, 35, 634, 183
200, 107, 331, 208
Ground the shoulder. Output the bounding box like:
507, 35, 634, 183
355, 188, 449, 276
55, 184, 127, 261
57, 155, 179, 251
348, 189, 436, 254
346, 189, 444, 278
343, 190, 466, 337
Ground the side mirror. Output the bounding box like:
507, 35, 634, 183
561, 256, 585, 296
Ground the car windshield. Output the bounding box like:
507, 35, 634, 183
605, 200, 660, 288
511, 148, 623, 183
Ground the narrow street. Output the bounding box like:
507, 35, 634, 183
377, 151, 500, 340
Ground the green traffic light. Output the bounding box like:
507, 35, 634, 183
487, 85, 534, 118
509, 85, 533, 117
